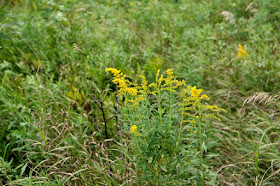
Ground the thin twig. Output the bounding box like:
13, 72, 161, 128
84, 75, 109, 139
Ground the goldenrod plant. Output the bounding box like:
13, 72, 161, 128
106, 68, 225, 185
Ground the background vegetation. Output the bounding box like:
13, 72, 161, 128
1, 0, 280, 185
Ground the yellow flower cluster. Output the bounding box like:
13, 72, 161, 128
149, 69, 186, 93
180, 86, 209, 107
179, 86, 224, 123
106, 67, 224, 135
191, 86, 203, 98
163, 69, 179, 89
106, 68, 122, 78
106, 68, 137, 96
112, 78, 126, 88
121, 87, 137, 96
237, 44, 249, 59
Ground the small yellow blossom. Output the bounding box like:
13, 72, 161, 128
237, 44, 249, 59
130, 125, 137, 133
129, 125, 142, 136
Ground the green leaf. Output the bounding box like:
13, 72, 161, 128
20, 163, 28, 177
202, 141, 207, 152
160, 164, 167, 172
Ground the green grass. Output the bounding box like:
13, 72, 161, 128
1, 0, 280, 185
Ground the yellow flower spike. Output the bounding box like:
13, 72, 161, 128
164, 69, 177, 88
106, 68, 121, 77
205, 105, 226, 112
159, 75, 164, 83
156, 69, 160, 80
139, 75, 148, 88
149, 83, 156, 88
191, 86, 203, 98
204, 114, 222, 121
237, 44, 249, 59
199, 94, 210, 100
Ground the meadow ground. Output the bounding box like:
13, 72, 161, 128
1, 0, 280, 185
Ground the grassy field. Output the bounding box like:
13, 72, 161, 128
1, 0, 280, 185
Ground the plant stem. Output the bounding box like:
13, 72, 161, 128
157, 160, 160, 186
168, 84, 172, 128
136, 104, 147, 142
144, 93, 151, 129
158, 87, 163, 126
137, 104, 144, 131
198, 101, 204, 185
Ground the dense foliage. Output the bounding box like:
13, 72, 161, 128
1, 0, 280, 185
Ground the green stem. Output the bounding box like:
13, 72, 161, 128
135, 135, 141, 155
158, 87, 163, 126
157, 160, 160, 186
128, 106, 137, 126
144, 93, 151, 129
169, 111, 184, 161
136, 104, 147, 143
198, 101, 204, 185
168, 84, 172, 128
137, 104, 144, 131
177, 113, 184, 147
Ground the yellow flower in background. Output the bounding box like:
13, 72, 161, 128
237, 44, 249, 59
130, 125, 137, 133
